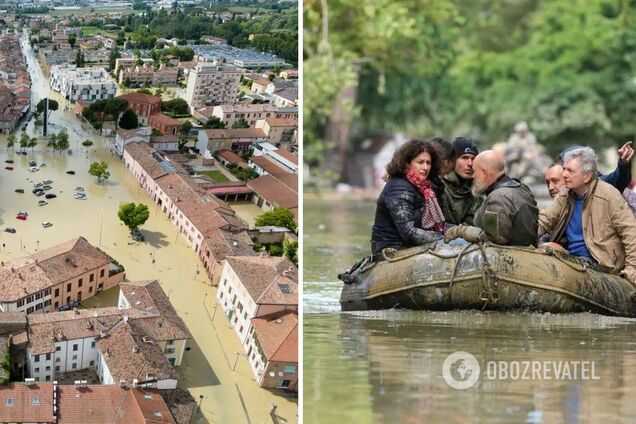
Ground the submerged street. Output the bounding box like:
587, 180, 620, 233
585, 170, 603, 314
0, 32, 297, 424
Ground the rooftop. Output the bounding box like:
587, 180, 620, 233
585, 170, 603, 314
0, 384, 54, 423
251, 310, 298, 363
203, 128, 268, 139
117, 92, 162, 106
225, 256, 297, 306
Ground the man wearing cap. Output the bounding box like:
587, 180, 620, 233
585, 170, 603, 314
440, 137, 482, 225
445, 150, 539, 246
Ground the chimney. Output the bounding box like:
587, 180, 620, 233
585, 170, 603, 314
99, 330, 107, 338
132, 346, 139, 353
74, 380, 81, 389
132, 379, 139, 388
25, 378, 36, 387
119, 380, 127, 388
80, 380, 87, 388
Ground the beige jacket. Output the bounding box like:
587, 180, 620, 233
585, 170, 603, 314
538, 179, 636, 284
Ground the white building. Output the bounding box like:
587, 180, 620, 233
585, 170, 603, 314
211, 104, 298, 128
253, 141, 299, 173
50, 65, 116, 102
115, 127, 151, 156
24, 280, 190, 389
216, 256, 297, 346
184, 61, 242, 111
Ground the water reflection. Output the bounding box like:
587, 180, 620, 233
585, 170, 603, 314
304, 199, 636, 423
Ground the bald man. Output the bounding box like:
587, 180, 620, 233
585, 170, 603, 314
471, 150, 539, 246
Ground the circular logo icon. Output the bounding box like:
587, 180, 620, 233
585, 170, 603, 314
442, 351, 480, 390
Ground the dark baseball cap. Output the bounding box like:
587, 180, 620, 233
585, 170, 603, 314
452, 137, 479, 157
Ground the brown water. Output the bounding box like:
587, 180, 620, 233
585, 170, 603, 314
0, 32, 298, 424
303, 198, 636, 423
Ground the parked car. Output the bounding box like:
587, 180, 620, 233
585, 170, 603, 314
75, 186, 85, 191
19, 151, 27, 156
74, 193, 86, 200
21, 124, 27, 131
43, 179, 53, 184
16, 214, 27, 221
5, 160, 13, 163
28, 160, 36, 166
28, 166, 39, 172
42, 185, 52, 191
45, 193, 57, 199
5, 166, 13, 170
41, 221, 52, 228
4, 227, 16, 233
16, 211, 28, 216
37, 200, 47, 206
66, 170, 75, 175
35, 191, 45, 196
39, 163, 46, 167
15, 189, 24, 193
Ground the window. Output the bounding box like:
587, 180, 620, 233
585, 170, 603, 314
89, 273, 94, 282
67, 283, 72, 292
278, 284, 291, 294
35, 303, 42, 310
46, 353, 51, 361
55, 346, 61, 352
91, 341, 95, 348
239, 326, 243, 333
89, 287, 93, 293
35, 292, 42, 300
72, 355, 77, 360
72, 363, 77, 369
35, 377, 39, 382
167, 340, 174, 346
283, 365, 297, 374
45, 288, 51, 296
45, 375, 51, 381
26, 296, 33, 304
17, 299, 24, 307
34, 355, 40, 363
78, 278, 83, 287
34, 367, 40, 372
66, 296, 70, 303
90, 360, 94, 366
54, 301, 59, 309
73, 344, 78, 351
55, 366, 60, 371
165, 347, 175, 354
45, 366, 50, 371
243, 312, 247, 320
55, 288, 59, 297
100, 269, 105, 278
6, 398, 13, 406
56, 358, 60, 363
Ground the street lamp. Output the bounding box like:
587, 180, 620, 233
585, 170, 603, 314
197, 394, 207, 415
232, 351, 242, 372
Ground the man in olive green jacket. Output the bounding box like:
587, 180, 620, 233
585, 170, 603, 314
441, 137, 483, 225
538, 147, 636, 286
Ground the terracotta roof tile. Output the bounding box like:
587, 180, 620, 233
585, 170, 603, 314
217, 149, 244, 164
0, 384, 55, 423
203, 228, 256, 262
246, 174, 298, 214
249, 156, 290, 177
251, 311, 297, 363
225, 256, 297, 306
117, 92, 162, 105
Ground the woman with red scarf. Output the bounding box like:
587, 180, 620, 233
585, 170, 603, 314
371, 139, 451, 256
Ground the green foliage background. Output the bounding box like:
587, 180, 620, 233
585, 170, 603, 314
304, 0, 636, 172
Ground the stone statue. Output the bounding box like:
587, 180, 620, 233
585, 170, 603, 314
504, 122, 551, 185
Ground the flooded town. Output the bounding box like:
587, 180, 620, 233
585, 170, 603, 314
0, 1, 298, 423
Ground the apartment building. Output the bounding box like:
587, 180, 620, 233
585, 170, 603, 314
50, 65, 116, 102
116, 92, 162, 126
0, 237, 125, 314
196, 127, 268, 158
184, 62, 241, 111
211, 104, 298, 128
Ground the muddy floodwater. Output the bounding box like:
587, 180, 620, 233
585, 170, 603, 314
0, 32, 297, 424
303, 198, 636, 423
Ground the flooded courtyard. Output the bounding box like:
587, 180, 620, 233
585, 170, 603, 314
303, 198, 636, 423
0, 32, 297, 424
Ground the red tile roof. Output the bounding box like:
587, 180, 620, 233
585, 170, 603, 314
203, 128, 267, 139
149, 113, 181, 127
225, 256, 297, 306
249, 156, 289, 177
217, 149, 245, 165
0, 384, 55, 423
117, 92, 162, 106
251, 310, 298, 363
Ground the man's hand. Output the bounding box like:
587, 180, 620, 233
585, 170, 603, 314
620, 267, 636, 288
444, 224, 485, 244
618, 141, 634, 166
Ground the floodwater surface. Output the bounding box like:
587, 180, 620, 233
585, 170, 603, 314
303, 198, 636, 423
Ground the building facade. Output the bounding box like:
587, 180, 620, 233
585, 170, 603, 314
184, 62, 242, 111
50, 65, 116, 102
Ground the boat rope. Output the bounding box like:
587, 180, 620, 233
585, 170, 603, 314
478, 243, 500, 308
448, 242, 476, 303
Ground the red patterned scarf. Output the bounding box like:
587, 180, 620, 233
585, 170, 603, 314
405, 169, 447, 233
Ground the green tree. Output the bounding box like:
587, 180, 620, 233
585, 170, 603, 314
204, 116, 226, 129
232, 117, 249, 129
28, 137, 37, 152
162, 98, 189, 115
137, 88, 152, 95
119, 108, 139, 129
118, 202, 150, 234
178, 134, 189, 151
6, 134, 15, 150
68, 33, 76, 48
74, 51, 86, 67
254, 207, 296, 232
283, 239, 298, 265
82, 139, 93, 146
56, 130, 70, 152
108, 46, 120, 70
36, 99, 59, 118
47, 133, 57, 150
19, 132, 29, 150
180, 121, 192, 135
88, 161, 110, 183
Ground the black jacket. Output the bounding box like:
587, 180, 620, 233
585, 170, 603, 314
371, 177, 443, 255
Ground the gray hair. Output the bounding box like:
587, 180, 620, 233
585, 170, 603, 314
562, 147, 598, 175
